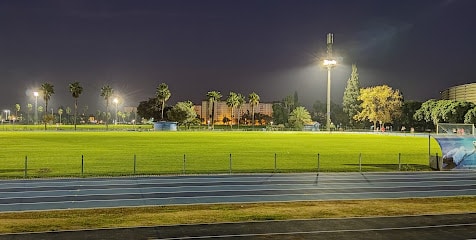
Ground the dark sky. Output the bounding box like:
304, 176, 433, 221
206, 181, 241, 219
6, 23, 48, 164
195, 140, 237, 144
1, 0, 475, 112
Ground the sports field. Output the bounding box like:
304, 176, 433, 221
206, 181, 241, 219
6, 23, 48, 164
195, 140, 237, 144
0, 131, 440, 178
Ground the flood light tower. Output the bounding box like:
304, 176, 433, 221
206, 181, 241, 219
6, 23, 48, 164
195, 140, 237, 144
113, 98, 119, 125
323, 33, 337, 131
33, 91, 39, 125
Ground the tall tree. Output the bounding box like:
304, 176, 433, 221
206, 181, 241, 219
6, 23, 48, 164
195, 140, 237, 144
465, 107, 476, 124
395, 101, 431, 132
342, 64, 361, 127
289, 106, 312, 130
100, 85, 114, 130
312, 100, 326, 124
283, 95, 295, 117
414, 99, 474, 126
156, 83, 171, 120
414, 99, 438, 125
312, 100, 349, 129
40, 82, 55, 130
444, 101, 474, 123
272, 102, 286, 125
137, 97, 161, 121
236, 93, 245, 129
248, 92, 260, 127
272, 93, 298, 126
206, 90, 222, 129
293, 91, 299, 109
167, 101, 198, 128
354, 85, 403, 130
226, 92, 240, 128
69, 81, 83, 131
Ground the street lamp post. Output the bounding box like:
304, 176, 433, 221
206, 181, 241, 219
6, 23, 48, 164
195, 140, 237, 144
113, 98, 118, 125
4, 110, 9, 121
33, 91, 39, 125
323, 33, 337, 131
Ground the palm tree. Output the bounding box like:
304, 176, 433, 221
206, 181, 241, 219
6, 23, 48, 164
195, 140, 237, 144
236, 93, 245, 129
248, 92, 260, 128
206, 91, 222, 129
289, 106, 312, 130
100, 85, 114, 130
226, 92, 240, 128
69, 81, 83, 131
40, 82, 55, 130
155, 83, 171, 120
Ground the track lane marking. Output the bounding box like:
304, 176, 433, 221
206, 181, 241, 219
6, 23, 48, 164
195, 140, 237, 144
154, 222, 476, 239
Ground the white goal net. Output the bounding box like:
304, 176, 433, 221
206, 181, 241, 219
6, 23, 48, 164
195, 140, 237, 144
436, 123, 475, 135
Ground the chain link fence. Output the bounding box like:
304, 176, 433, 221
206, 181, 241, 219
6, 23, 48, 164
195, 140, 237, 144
1, 152, 433, 179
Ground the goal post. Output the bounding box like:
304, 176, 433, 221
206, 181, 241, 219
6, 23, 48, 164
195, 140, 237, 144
436, 123, 475, 135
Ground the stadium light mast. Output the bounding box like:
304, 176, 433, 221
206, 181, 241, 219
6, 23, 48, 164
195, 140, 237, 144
113, 98, 119, 125
323, 33, 337, 131
33, 91, 39, 125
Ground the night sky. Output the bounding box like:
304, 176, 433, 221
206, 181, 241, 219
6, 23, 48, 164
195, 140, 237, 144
1, 0, 475, 112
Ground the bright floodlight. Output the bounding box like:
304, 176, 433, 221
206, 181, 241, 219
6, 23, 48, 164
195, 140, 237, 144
33, 91, 39, 97
113, 98, 118, 104
323, 59, 337, 66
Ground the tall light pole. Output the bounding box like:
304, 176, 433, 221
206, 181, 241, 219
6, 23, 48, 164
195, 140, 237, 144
4, 110, 9, 121
323, 33, 337, 131
113, 98, 118, 125
33, 91, 39, 125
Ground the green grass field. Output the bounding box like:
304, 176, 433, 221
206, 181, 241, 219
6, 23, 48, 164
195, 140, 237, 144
0, 129, 455, 235
0, 130, 441, 178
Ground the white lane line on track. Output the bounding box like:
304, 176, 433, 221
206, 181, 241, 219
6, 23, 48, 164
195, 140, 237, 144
1, 173, 474, 188
1, 188, 476, 208
1, 182, 476, 200
153, 222, 476, 240
0, 180, 476, 194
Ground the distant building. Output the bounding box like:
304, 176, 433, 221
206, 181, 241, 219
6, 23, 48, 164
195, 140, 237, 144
195, 101, 273, 125
441, 83, 476, 103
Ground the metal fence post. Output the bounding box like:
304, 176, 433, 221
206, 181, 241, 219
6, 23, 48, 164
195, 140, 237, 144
229, 153, 232, 174
133, 154, 136, 175
183, 154, 186, 175
81, 155, 84, 177
317, 153, 320, 173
